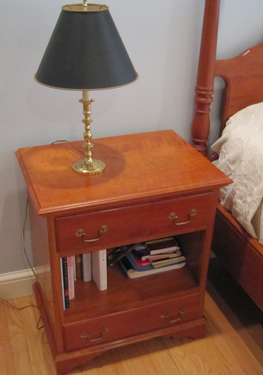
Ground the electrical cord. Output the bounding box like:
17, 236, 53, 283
0, 297, 44, 331
51, 139, 85, 155
22, 198, 37, 279
0, 199, 46, 338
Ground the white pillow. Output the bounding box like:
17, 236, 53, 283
211, 102, 263, 244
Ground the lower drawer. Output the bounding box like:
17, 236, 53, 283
63, 293, 200, 352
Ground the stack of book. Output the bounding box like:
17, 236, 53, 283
118, 237, 186, 279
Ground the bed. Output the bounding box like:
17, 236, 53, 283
191, 0, 263, 312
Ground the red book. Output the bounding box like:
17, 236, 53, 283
130, 251, 150, 267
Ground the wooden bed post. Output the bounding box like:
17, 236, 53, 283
191, 0, 220, 156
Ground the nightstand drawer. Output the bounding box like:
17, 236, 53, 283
55, 193, 215, 254
63, 293, 200, 352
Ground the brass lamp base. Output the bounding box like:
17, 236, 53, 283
72, 159, 106, 175
72, 91, 106, 175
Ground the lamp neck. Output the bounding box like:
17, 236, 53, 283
72, 92, 105, 174
80, 91, 94, 166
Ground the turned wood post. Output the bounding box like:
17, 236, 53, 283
191, 0, 220, 156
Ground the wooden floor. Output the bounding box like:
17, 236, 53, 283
1, 258, 263, 375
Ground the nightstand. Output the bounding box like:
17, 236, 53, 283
16, 130, 231, 375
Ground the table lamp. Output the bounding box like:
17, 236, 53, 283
35, 2, 138, 175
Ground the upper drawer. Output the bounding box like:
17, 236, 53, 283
55, 193, 215, 254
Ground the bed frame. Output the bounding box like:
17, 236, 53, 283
191, 0, 263, 312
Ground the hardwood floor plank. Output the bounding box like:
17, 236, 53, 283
30, 295, 57, 375
103, 348, 133, 375
207, 258, 263, 369
108, 343, 151, 375
0, 301, 16, 375
163, 336, 202, 375
135, 338, 182, 375
76, 358, 99, 375
201, 316, 248, 375
16, 296, 53, 375
204, 293, 263, 375
6, 298, 34, 375
181, 336, 215, 375
92, 350, 124, 375
81, 344, 148, 375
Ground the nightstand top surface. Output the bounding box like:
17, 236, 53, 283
16, 130, 231, 215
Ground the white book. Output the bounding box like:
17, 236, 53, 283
92, 250, 107, 291
82, 253, 92, 282
67, 256, 75, 300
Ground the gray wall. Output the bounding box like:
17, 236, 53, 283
1, 0, 263, 275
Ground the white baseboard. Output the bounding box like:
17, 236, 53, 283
0, 267, 46, 300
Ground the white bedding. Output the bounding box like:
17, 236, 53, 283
211, 102, 263, 245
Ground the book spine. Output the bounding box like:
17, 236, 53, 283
82, 253, 92, 282
67, 256, 75, 300
150, 256, 186, 268
141, 250, 182, 261
150, 246, 180, 255
92, 250, 107, 291
60, 258, 65, 310
75, 254, 83, 280
61, 257, 70, 309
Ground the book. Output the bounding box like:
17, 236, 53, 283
145, 237, 180, 255
126, 252, 153, 271
75, 254, 83, 280
82, 253, 92, 282
61, 257, 70, 309
119, 256, 186, 279
150, 255, 186, 268
142, 251, 182, 261
128, 250, 150, 267
92, 250, 107, 291
60, 258, 65, 310
67, 255, 75, 300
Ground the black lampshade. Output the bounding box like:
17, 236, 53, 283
35, 3, 138, 90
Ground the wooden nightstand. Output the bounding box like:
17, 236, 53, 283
16, 130, 231, 375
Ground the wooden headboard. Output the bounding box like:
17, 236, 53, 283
191, 0, 263, 156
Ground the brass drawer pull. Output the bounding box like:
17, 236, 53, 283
75, 225, 107, 243
81, 327, 108, 342
169, 209, 197, 226
161, 308, 186, 323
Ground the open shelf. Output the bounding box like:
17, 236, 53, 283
62, 230, 206, 323
63, 262, 199, 323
